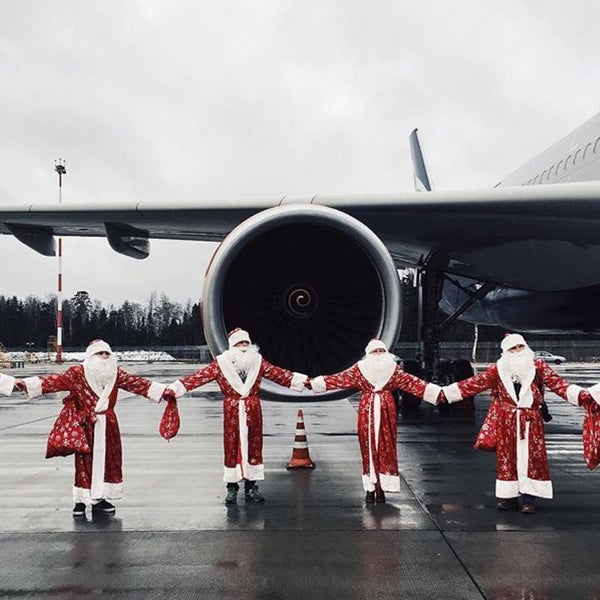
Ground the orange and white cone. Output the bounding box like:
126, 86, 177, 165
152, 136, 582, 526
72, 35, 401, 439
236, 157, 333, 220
286, 408, 316, 469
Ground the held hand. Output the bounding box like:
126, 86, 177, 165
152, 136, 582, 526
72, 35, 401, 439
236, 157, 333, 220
14, 379, 26, 392
161, 388, 177, 402
436, 390, 447, 405
305, 378, 312, 390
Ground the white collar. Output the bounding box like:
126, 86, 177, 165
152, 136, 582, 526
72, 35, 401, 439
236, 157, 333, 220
496, 357, 535, 407
217, 351, 262, 397
357, 359, 396, 392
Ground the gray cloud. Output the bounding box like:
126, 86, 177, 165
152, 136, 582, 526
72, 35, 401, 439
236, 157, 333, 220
1, 0, 599, 304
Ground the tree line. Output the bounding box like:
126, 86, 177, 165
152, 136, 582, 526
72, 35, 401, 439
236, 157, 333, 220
0, 291, 204, 348
0, 284, 509, 351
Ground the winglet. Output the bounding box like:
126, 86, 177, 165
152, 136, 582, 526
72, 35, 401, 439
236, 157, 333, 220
409, 128, 433, 192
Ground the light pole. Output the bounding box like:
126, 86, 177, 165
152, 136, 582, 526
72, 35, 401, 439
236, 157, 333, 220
54, 158, 66, 364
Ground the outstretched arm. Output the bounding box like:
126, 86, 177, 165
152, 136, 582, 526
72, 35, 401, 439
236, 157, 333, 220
21, 368, 77, 399
167, 360, 220, 398
311, 366, 359, 394
263, 361, 307, 392
540, 361, 598, 407
117, 368, 167, 403
390, 368, 443, 405
442, 366, 497, 404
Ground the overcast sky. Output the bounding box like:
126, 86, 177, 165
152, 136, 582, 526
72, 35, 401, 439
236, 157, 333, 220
1, 0, 599, 306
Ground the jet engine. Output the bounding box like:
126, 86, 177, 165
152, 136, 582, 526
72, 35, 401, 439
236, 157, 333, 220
202, 204, 402, 399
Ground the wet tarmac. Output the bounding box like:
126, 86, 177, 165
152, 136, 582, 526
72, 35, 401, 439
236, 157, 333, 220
1, 362, 600, 598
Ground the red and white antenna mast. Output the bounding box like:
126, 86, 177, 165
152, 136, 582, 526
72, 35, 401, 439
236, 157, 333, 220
54, 158, 66, 364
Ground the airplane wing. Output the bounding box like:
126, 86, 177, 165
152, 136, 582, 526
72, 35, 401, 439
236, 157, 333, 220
2, 180, 600, 292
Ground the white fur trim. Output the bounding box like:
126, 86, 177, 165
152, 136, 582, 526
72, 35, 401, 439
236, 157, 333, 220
519, 478, 553, 499
74, 482, 123, 504
85, 339, 112, 359
495, 479, 520, 498
245, 464, 265, 481
362, 474, 400, 492
217, 351, 261, 397
496, 476, 553, 500
566, 384, 583, 406
423, 383, 442, 405
168, 380, 188, 399
588, 383, 600, 405
223, 466, 243, 483
0, 374, 15, 396
365, 339, 387, 355
379, 473, 401, 492
362, 475, 376, 492
357, 359, 395, 391
290, 372, 307, 392
147, 381, 166, 403
24, 376, 42, 399
500, 333, 526, 352
228, 328, 251, 348
92, 482, 123, 502
311, 376, 327, 394
443, 382, 463, 404
496, 354, 535, 407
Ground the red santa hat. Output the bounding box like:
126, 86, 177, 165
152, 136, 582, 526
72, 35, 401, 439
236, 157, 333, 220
365, 338, 388, 354
228, 328, 251, 349
85, 339, 113, 359
500, 333, 527, 353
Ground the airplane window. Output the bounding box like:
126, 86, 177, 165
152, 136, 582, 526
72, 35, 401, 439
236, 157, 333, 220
584, 143, 592, 159
574, 149, 582, 164
564, 155, 572, 170
556, 159, 563, 172
594, 138, 600, 153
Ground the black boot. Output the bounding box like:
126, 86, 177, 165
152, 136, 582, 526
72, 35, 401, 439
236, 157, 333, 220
225, 483, 239, 505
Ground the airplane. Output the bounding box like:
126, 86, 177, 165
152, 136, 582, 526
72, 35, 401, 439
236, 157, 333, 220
2, 111, 600, 401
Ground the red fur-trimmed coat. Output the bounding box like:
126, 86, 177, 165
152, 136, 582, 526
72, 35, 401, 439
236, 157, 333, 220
171, 357, 305, 483
444, 359, 590, 499
26, 366, 163, 499
313, 364, 440, 492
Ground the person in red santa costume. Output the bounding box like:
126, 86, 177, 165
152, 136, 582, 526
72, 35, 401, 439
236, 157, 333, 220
168, 328, 307, 505
440, 333, 600, 514
18, 339, 172, 517
310, 339, 443, 504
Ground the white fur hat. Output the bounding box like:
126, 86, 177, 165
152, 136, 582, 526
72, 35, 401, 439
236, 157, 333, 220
85, 339, 113, 359
228, 328, 251, 349
500, 333, 527, 352
365, 338, 387, 354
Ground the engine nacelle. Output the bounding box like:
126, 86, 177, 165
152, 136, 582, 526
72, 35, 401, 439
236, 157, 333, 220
202, 204, 402, 399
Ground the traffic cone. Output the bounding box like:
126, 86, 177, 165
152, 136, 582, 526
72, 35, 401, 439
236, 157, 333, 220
286, 408, 316, 469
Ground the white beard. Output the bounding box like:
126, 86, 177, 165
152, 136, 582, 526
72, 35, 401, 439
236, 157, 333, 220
227, 345, 261, 377
358, 352, 397, 389
503, 347, 535, 383
84, 354, 118, 392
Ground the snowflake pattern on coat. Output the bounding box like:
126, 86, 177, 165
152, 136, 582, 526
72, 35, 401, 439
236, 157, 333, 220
322, 364, 430, 492
177, 358, 298, 481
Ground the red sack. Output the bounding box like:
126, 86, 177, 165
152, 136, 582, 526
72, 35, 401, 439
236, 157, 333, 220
46, 397, 92, 458
582, 402, 600, 470
474, 400, 501, 452
159, 398, 180, 441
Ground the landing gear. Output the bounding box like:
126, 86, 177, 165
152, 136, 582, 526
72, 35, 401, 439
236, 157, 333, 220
396, 266, 492, 420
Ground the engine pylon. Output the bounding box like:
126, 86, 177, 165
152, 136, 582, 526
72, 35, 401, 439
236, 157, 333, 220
286, 408, 316, 469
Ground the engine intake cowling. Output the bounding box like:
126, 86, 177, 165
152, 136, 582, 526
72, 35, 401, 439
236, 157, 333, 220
202, 204, 402, 399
